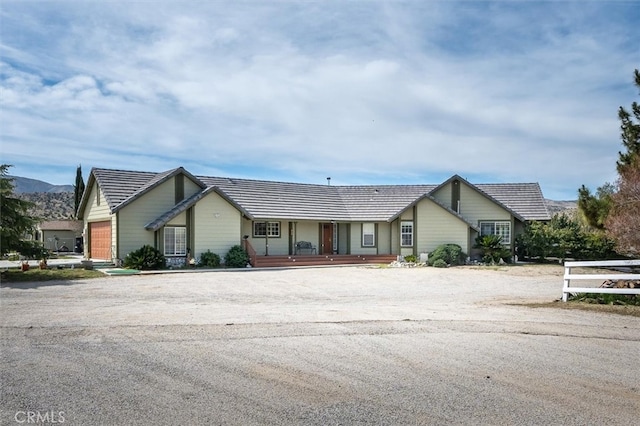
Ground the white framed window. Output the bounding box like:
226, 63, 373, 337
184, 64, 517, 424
401, 221, 413, 247
362, 223, 375, 247
253, 221, 280, 238
164, 226, 187, 256
479, 221, 511, 244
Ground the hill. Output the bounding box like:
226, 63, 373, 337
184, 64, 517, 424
544, 199, 578, 216
6, 176, 76, 219
18, 192, 76, 220
9, 176, 74, 193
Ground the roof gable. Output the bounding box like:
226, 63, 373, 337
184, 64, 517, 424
77, 167, 206, 218
430, 175, 527, 222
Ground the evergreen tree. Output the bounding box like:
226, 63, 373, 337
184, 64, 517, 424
577, 183, 614, 230
74, 165, 85, 217
0, 165, 39, 256
617, 69, 640, 172
579, 69, 639, 231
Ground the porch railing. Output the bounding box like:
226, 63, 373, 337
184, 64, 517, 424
243, 239, 257, 267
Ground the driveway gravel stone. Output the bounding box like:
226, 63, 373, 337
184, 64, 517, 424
1, 265, 639, 425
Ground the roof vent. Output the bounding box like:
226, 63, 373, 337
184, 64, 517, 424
327, 177, 331, 185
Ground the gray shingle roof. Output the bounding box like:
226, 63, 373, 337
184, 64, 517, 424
476, 183, 550, 221
80, 167, 550, 223
337, 185, 436, 221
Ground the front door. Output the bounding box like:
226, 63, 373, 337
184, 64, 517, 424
321, 223, 333, 255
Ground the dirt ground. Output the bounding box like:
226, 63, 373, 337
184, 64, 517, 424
1, 264, 639, 425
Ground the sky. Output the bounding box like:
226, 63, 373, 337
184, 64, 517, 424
1, 1, 638, 200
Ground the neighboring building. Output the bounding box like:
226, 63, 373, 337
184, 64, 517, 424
77, 167, 550, 264
37, 220, 83, 252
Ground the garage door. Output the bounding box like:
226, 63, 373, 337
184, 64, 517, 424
90, 221, 112, 260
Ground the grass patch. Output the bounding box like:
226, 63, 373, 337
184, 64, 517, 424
1, 268, 104, 283
569, 293, 640, 306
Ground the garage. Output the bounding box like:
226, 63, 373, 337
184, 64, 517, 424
90, 221, 112, 260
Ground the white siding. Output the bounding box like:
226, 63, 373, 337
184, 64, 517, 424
193, 192, 242, 259
415, 198, 470, 254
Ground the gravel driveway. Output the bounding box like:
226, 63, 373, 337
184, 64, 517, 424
1, 265, 639, 425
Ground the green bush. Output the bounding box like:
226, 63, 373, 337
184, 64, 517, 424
432, 259, 448, 268
474, 235, 511, 264
403, 254, 417, 263
224, 245, 249, 268
16, 241, 49, 260
516, 213, 619, 261
198, 250, 221, 268
124, 245, 166, 270
428, 244, 466, 266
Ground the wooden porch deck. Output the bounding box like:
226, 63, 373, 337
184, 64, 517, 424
251, 254, 398, 268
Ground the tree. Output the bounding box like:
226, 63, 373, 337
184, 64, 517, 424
577, 182, 615, 230
0, 165, 40, 256
617, 69, 640, 173
578, 69, 639, 233
74, 164, 85, 217
606, 160, 640, 256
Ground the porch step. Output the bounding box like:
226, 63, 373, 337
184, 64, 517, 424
253, 254, 398, 268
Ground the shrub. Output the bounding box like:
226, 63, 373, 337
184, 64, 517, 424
516, 213, 620, 261
124, 245, 166, 270
432, 259, 448, 268
474, 235, 511, 264
198, 250, 221, 268
224, 245, 249, 268
16, 241, 49, 260
403, 254, 417, 263
428, 244, 466, 266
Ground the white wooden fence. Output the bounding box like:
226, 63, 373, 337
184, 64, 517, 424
562, 259, 640, 302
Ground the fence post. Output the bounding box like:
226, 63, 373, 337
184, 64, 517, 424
562, 264, 571, 302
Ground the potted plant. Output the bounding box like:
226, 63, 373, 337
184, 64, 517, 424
21, 261, 30, 272
39, 258, 48, 270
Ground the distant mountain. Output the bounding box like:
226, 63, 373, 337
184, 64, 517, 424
6, 176, 76, 220
8, 176, 74, 193
545, 199, 578, 216
19, 192, 76, 220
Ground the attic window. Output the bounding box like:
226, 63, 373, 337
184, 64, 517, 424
96, 186, 101, 206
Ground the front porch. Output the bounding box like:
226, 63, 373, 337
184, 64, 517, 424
250, 254, 398, 268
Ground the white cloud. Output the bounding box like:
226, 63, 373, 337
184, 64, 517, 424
0, 1, 637, 199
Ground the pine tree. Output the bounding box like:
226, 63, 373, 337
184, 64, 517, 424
0, 164, 39, 256
617, 69, 640, 172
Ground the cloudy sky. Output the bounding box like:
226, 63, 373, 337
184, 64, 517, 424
1, 1, 638, 199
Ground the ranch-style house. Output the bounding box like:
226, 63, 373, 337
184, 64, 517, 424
77, 167, 550, 267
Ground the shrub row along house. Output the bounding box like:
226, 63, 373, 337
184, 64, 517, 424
77, 167, 550, 267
